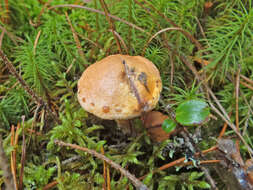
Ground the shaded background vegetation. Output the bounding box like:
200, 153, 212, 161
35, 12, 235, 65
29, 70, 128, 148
0, 0, 253, 189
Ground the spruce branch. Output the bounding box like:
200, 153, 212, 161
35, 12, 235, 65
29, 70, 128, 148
0, 49, 44, 105
0, 50, 60, 124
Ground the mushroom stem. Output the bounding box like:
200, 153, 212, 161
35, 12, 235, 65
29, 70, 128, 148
115, 119, 133, 135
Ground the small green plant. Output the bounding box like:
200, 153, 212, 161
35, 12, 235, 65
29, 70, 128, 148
162, 99, 210, 133
23, 164, 55, 190
158, 171, 211, 190
0, 0, 252, 189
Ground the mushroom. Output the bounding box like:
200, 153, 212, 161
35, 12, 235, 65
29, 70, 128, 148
77, 54, 162, 134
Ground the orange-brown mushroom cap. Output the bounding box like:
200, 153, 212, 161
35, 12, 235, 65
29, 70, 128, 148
77, 54, 162, 120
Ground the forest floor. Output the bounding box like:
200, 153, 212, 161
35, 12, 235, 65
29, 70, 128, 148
0, 0, 253, 190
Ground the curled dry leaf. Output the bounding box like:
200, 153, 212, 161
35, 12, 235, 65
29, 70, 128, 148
143, 111, 176, 142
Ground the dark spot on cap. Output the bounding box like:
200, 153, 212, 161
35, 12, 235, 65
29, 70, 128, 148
115, 108, 122, 113
91, 103, 95, 106
156, 80, 160, 87
102, 106, 110, 113
134, 108, 140, 113
82, 97, 86, 102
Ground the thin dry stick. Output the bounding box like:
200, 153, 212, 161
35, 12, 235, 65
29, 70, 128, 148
110, 30, 129, 54
42, 181, 59, 190
0, 25, 21, 45
182, 160, 220, 167
169, 53, 174, 85
240, 80, 253, 91
54, 140, 149, 190
30, 0, 53, 27
208, 100, 253, 156
12, 125, 20, 188
65, 12, 87, 66
43, 155, 83, 189
143, 27, 202, 55
243, 97, 253, 135
200, 166, 218, 190
218, 112, 232, 139
18, 116, 26, 190
235, 67, 241, 151
99, 0, 122, 54
107, 164, 111, 190
33, 30, 41, 55
4, 0, 9, 23
28, 103, 41, 147
101, 146, 107, 190
240, 74, 253, 86
195, 17, 210, 49
140, 0, 177, 27
139, 146, 218, 180
77, 33, 103, 50
235, 67, 241, 133
49, 4, 149, 35
10, 125, 18, 190
0, 135, 15, 190
0, 31, 5, 49
122, 60, 144, 111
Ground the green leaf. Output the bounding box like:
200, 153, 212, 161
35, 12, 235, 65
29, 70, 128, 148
196, 181, 211, 189
163, 175, 180, 181
143, 172, 153, 185
189, 172, 204, 180
162, 119, 177, 133
176, 100, 210, 126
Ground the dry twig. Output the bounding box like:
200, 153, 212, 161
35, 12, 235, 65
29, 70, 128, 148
10, 125, 19, 190
49, 4, 149, 35
218, 112, 232, 139
110, 29, 129, 54
99, 0, 122, 54
143, 27, 203, 55
18, 116, 26, 190
54, 140, 149, 190
139, 146, 218, 180
65, 12, 87, 66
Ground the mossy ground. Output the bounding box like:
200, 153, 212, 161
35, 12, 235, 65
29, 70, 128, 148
0, 0, 252, 189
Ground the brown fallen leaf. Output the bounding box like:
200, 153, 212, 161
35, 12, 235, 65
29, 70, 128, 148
204, 2, 213, 15
143, 111, 176, 142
